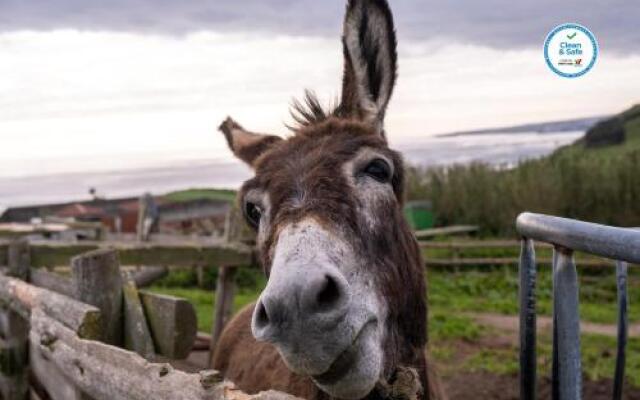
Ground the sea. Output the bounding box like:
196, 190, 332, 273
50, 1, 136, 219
0, 131, 583, 210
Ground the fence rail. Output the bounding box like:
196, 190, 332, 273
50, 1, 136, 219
516, 212, 634, 400
0, 238, 253, 269
0, 238, 294, 400
420, 239, 616, 268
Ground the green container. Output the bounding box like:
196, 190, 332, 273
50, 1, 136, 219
404, 201, 434, 230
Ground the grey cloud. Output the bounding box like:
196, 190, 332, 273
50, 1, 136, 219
0, 0, 637, 52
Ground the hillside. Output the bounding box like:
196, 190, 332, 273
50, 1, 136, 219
567, 104, 640, 152
439, 115, 605, 137
406, 104, 640, 235
163, 188, 237, 203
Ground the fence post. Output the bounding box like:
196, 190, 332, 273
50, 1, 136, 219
207, 208, 247, 367
208, 266, 237, 367
0, 240, 30, 400
122, 272, 155, 359
71, 249, 124, 346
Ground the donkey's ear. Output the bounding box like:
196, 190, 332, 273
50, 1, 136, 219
219, 117, 282, 168
340, 0, 397, 137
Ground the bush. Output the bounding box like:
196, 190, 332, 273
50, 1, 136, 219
406, 145, 640, 235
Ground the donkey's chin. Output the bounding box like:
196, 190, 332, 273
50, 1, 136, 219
310, 321, 383, 399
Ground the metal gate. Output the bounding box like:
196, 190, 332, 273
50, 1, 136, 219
517, 212, 639, 400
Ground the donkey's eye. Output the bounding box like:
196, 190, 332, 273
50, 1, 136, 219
244, 201, 262, 228
362, 159, 392, 183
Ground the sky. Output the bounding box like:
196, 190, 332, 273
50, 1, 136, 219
1, 0, 640, 179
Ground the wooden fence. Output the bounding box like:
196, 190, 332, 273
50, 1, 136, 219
420, 240, 616, 268
0, 238, 295, 400
0, 219, 625, 399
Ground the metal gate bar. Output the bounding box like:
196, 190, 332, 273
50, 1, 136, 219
519, 239, 537, 400
552, 248, 581, 400
613, 261, 628, 400
516, 213, 637, 400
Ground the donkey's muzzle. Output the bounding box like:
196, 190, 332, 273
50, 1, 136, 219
252, 265, 350, 343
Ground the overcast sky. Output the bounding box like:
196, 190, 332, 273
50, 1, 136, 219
1, 0, 639, 179
2, 0, 639, 51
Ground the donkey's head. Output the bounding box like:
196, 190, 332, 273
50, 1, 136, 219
220, 1, 426, 398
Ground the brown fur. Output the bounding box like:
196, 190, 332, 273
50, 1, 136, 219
213, 1, 447, 398
213, 119, 447, 400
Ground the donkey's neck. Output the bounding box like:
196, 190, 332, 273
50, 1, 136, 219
367, 216, 430, 400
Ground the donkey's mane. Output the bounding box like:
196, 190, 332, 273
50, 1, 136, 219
289, 90, 342, 131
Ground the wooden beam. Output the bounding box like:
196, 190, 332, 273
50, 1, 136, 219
425, 257, 613, 268
30, 269, 74, 297
8, 240, 29, 281
71, 249, 124, 346
122, 273, 155, 359
139, 290, 197, 360
0, 312, 29, 400
209, 266, 237, 367
30, 342, 83, 400
133, 266, 168, 288
29, 240, 253, 269
31, 267, 167, 295
0, 275, 101, 338
2, 240, 31, 399
27, 270, 197, 360
0, 242, 7, 267
414, 225, 479, 239
29, 309, 297, 400
419, 240, 554, 249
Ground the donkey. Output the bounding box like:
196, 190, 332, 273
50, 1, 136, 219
213, 1, 446, 399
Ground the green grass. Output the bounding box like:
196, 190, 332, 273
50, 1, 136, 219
147, 286, 261, 332
151, 264, 640, 328
461, 332, 640, 387
151, 264, 640, 386
163, 188, 237, 203
428, 266, 640, 324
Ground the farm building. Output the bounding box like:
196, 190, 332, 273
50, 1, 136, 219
0, 192, 233, 236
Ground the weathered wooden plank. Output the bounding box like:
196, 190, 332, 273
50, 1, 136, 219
31, 267, 167, 295
0, 275, 101, 338
8, 240, 29, 281
123, 273, 155, 359
29, 240, 253, 268
29, 309, 298, 400
71, 249, 124, 346
30, 269, 74, 297
0, 242, 7, 267
1, 240, 30, 399
0, 312, 29, 400
424, 257, 613, 268
209, 266, 237, 367
27, 270, 198, 360
133, 266, 168, 288
419, 240, 554, 249
414, 225, 479, 239
139, 290, 197, 360
31, 342, 83, 400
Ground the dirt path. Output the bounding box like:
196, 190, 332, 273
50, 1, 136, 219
468, 312, 640, 337
443, 372, 640, 400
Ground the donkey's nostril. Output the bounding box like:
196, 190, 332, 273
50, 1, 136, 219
255, 300, 270, 329
315, 274, 342, 311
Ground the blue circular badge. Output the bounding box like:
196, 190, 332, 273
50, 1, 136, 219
544, 23, 598, 78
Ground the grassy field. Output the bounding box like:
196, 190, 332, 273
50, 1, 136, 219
163, 188, 237, 203
151, 262, 640, 387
